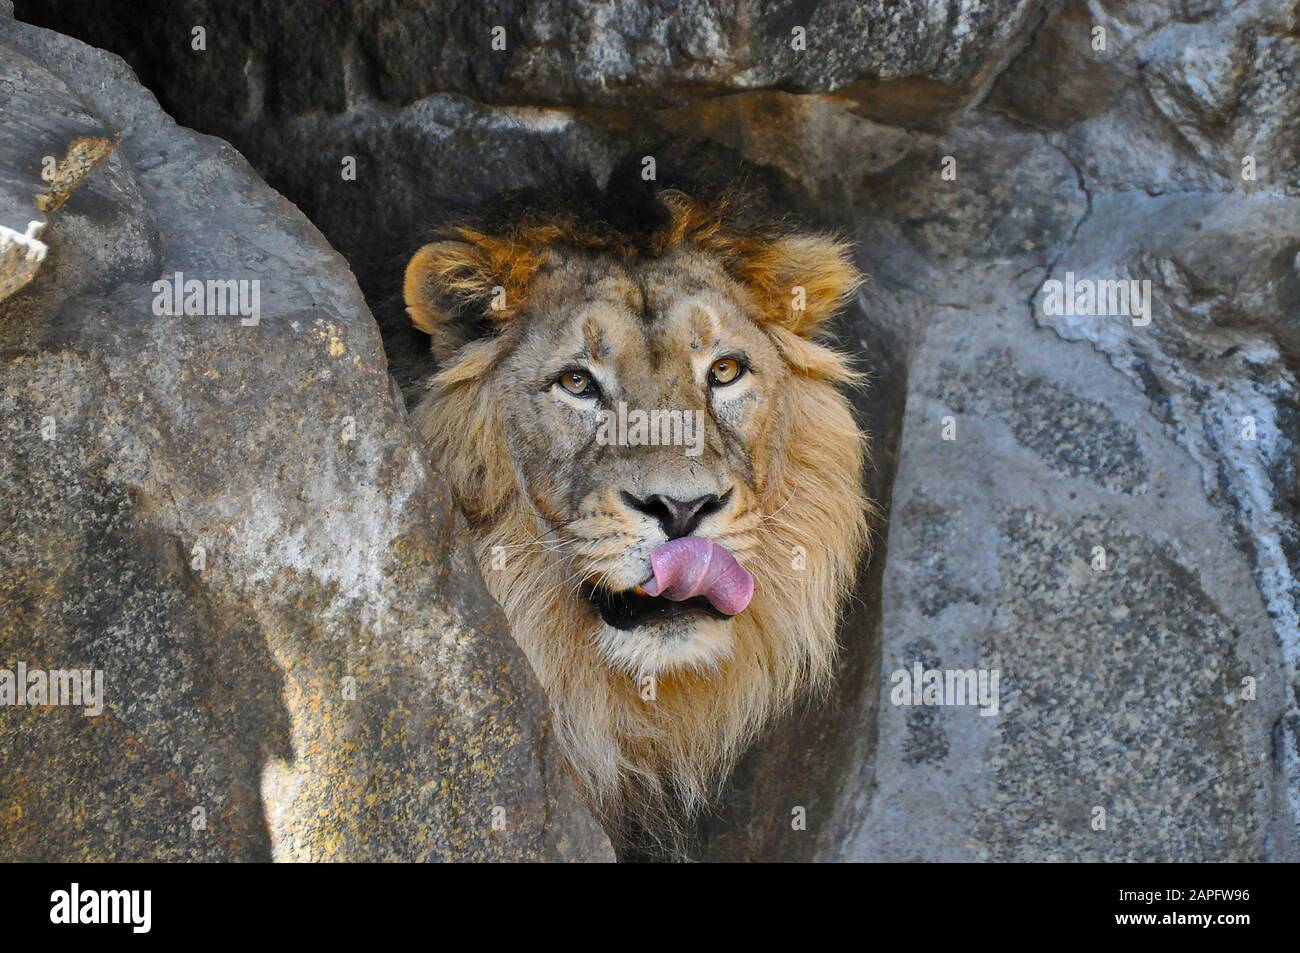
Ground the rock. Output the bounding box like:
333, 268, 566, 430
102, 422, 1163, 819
19, 0, 1044, 118
993, 0, 1300, 196
0, 10, 611, 862
830, 0, 1300, 861
0, 69, 115, 302
12, 0, 1300, 862
848, 316, 1290, 860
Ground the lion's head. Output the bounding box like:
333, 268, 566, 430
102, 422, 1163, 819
405, 183, 871, 849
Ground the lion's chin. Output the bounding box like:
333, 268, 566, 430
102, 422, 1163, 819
591, 613, 736, 677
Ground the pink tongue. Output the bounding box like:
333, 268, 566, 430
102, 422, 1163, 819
640, 537, 755, 616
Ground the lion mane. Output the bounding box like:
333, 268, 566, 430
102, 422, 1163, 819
404, 175, 872, 854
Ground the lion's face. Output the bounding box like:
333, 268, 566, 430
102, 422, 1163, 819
405, 191, 871, 830
490, 247, 782, 674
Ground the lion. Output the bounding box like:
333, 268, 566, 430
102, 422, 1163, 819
402, 174, 872, 855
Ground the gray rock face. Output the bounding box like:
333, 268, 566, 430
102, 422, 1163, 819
12, 0, 1300, 861
21, 0, 1042, 116
0, 11, 611, 862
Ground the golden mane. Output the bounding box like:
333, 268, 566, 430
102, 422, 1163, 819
408, 192, 872, 852
405, 192, 862, 340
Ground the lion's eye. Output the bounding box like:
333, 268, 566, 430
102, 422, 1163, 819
709, 357, 745, 387
557, 369, 595, 397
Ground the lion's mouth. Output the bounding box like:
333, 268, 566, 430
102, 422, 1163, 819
580, 537, 756, 630
583, 583, 732, 630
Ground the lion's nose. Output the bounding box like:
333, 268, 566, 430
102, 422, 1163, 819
621, 490, 730, 539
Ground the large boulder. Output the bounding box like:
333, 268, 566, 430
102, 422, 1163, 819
13, 0, 1300, 861
0, 10, 611, 861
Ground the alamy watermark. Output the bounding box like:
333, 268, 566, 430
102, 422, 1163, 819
152, 270, 261, 326
1040, 271, 1151, 327
595, 401, 704, 457
50, 883, 150, 933
1, 662, 104, 716
890, 662, 1000, 716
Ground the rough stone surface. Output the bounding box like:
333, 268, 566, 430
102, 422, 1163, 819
0, 11, 611, 862
21, 0, 1042, 115
13, 0, 1300, 862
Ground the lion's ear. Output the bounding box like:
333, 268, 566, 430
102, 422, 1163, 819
404, 235, 531, 360
742, 234, 864, 338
